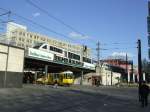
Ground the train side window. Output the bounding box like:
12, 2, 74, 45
67, 74, 71, 79
65, 74, 67, 79
64, 51, 67, 57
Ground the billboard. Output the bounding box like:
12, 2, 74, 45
28, 48, 54, 61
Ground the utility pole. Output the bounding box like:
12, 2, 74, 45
137, 39, 142, 101
96, 41, 100, 66
80, 45, 85, 85
96, 41, 101, 85
125, 53, 128, 83
131, 60, 134, 82
137, 39, 142, 85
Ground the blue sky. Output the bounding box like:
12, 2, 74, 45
0, 0, 149, 64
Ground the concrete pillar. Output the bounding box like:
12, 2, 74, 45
133, 73, 135, 83
96, 66, 101, 75
80, 70, 83, 85
111, 71, 112, 86
143, 73, 146, 81
45, 65, 48, 77
137, 75, 139, 82
106, 73, 108, 86
128, 70, 130, 83
34, 71, 37, 84
96, 66, 101, 84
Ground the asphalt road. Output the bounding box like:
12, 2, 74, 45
0, 84, 149, 112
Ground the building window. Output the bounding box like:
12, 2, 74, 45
12, 31, 16, 35
19, 32, 22, 35
23, 32, 25, 36
26, 45, 29, 48
27, 39, 30, 43
43, 38, 46, 41
40, 37, 45, 41
17, 43, 21, 47
34, 35, 36, 39
12, 36, 16, 40
30, 40, 32, 43
22, 38, 25, 42
22, 44, 24, 47
19, 38, 21, 41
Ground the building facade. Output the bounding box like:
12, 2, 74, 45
0, 42, 24, 88
103, 59, 133, 73
100, 63, 121, 86
79, 63, 121, 86
102, 59, 137, 83
6, 22, 91, 60
148, 2, 150, 59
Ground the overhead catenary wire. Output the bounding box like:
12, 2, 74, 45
91, 47, 137, 51
0, 7, 137, 46
26, 0, 99, 44
0, 7, 78, 43
0, 7, 137, 61
101, 42, 137, 46
14, 13, 75, 41
0, 11, 11, 17
0, 7, 95, 45
26, 0, 87, 37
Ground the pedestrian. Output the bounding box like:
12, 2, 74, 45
53, 80, 58, 88
139, 81, 149, 107
96, 80, 100, 87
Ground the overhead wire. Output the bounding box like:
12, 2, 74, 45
0, 7, 138, 60
26, 0, 87, 37
0, 7, 76, 42
26, 0, 98, 44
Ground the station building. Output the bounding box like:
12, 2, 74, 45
3, 22, 95, 85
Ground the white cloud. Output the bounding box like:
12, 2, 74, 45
69, 32, 88, 39
33, 12, 40, 17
